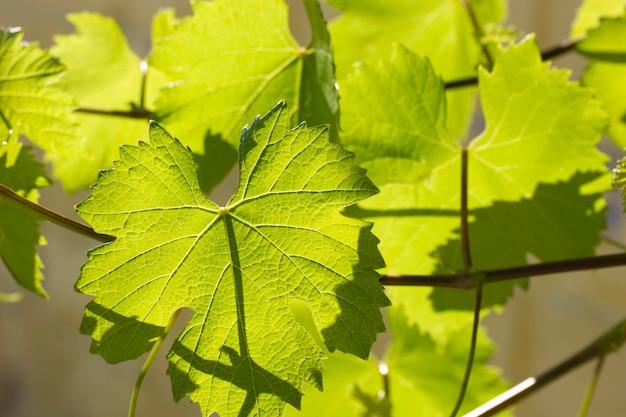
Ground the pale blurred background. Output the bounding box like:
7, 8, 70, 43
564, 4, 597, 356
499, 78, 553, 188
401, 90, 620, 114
1, 1, 626, 416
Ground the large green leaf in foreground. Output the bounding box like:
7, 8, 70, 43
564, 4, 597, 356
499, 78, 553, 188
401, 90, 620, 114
75, 102, 388, 417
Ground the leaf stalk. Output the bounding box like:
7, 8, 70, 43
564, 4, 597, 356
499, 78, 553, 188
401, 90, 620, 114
380, 253, 626, 288
0, 183, 114, 243
128, 309, 181, 417
577, 355, 605, 417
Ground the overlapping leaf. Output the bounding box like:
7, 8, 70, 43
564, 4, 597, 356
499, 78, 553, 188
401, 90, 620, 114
577, 14, 626, 146
613, 154, 626, 203
0, 138, 50, 296
570, 0, 626, 36
75, 102, 388, 417
339, 39, 608, 337
149, 0, 338, 192
0, 28, 81, 171
327, 0, 506, 137
287, 305, 512, 417
50, 13, 167, 192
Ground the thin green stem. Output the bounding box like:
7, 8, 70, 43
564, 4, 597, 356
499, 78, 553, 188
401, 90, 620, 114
0, 109, 12, 144
450, 283, 483, 417
460, 149, 472, 270
379, 362, 390, 401
462, 318, 626, 417
601, 235, 626, 251
577, 355, 606, 417
139, 60, 148, 109
379, 252, 626, 288
0, 183, 114, 243
128, 309, 181, 417
459, 0, 493, 68
75, 106, 152, 119
0, 291, 23, 303
449, 146, 480, 417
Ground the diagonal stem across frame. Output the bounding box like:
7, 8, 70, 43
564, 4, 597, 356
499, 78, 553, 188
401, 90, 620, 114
462, 318, 626, 417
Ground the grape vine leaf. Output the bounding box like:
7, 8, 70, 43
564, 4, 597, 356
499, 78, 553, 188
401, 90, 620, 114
75, 102, 389, 417
49, 12, 168, 192
149, 0, 338, 192
570, 0, 626, 36
613, 153, 626, 203
339, 39, 607, 339
577, 14, 626, 146
0, 28, 81, 171
0, 137, 51, 297
326, 0, 506, 137
286, 305, 512, 417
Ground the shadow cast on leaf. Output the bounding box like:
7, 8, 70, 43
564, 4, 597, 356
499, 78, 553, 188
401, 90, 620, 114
430, 172, 607, 311
80, 301, 165, 364
193, 131, 238, 195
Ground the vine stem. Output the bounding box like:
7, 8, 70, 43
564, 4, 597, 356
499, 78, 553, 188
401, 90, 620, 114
379, 252, 626, 288
460, 149, 472, 271
450, 284, 483, 417
449, 148, 480, 417
601, 235, 626, 252
462, 318, 626, 417
444, 37, 581, 90
0, 183, 114, 243
577, 355, 605, 417
459, 0, 493, 67
128, 309, 181, 417
75, 106, 151, 119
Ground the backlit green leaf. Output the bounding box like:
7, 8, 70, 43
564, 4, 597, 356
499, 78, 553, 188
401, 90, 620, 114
327, 0, 506, 138
340, 39, 607, 336
571, 0, 626, 36
577, 14, 626, 146
0, 138, 50, 297
0, 28, 81, 170
75, 102, 388, 417
149, 0, 338, 192
50, 12, 169, 192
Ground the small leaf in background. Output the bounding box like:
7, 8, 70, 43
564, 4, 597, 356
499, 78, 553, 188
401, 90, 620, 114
0, 28, 81, 174
0, 137, 51, 296
149, 0, 339, 193
75, 102, 388, 417
383, 306, 512, 417
613, 154, 626, 206
577, 14, 626, 147
327, 0, 506, 138
50, 12, 170, 192
570, 0, 626, 36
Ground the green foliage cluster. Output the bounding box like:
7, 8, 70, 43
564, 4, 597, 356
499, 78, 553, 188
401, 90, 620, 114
2, 0, 626, 416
